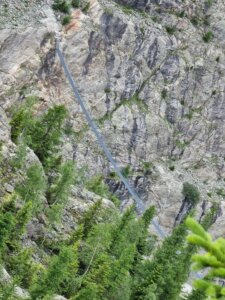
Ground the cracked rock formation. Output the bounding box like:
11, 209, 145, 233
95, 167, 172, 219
1, 0, 225, 236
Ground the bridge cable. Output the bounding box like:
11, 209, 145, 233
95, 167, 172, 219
56, 38, 167, 238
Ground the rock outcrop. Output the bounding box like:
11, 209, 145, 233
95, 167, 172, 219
1, 0, 225, 235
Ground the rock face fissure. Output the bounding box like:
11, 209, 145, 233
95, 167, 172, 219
174, 198, 194, 227
0, 0, 225, 235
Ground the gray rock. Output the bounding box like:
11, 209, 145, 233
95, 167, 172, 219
4, 183, 14, 193
0, 268, 11, 283
52, 296, 68, 300
0, 0, 225, 237
14, 286, 30, 299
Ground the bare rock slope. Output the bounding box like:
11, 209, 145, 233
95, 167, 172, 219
1, 0, 225, 235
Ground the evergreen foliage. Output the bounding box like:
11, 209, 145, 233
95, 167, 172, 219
62, 15, 72, 25
27, 104, 67, 166
72, 0, 80, 8
186, 217, 225, 300
10, 98, 68, 167
86, 174, 120, 207
2, 100, 221, 300
79, 200, 102, 238
10, 96, 37, 143
16, 164, 46, 214
52, 0, 71, 13
47, 160, 76, 206
182, 182, 200, 205
132, 222, 190, 300
187, 289, 205, 300
31, 243, 78, 298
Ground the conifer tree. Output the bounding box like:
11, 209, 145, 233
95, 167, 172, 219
47, 160, 76, 205
0, 211, 15, 253
186, 217, 225, 300
30, 243, 78, 298
29, 105, 67, 166
16, 164, 47, 214
132, 222, 188, 300
136, 206, 155, 257
10, 96, 37, 143
80, 200, 102, 238
104, 207, 143, 300
74, 253, 111, 300
187, 289, 205, 300
182, 183, 200, 205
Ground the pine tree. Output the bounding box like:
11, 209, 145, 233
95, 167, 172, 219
7, 248, 38, 289
187, 289, 205, 300
47, 160, 76, 205
16, 164, 47, 214
30, 243, 78, 298
85, 174, 120, 207
80, 200, 102, 238
182, 183, 200, 205
186, 217, 225, 300
109, 206, 136, 256
29, 105, 67, 166
74, 253, 111, 300
10, 96, 37, 143
136, 206, 155, 257
133, 223, 188, 300
104, 207, 143, 300
0, 211, 15, 253
10, 100, 68, 168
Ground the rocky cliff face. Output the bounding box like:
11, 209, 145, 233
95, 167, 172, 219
1, 0, 225, 236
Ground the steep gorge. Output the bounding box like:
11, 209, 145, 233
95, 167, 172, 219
1, 0, 225, 237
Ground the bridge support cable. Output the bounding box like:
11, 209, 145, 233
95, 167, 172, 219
55, 39, 166, 238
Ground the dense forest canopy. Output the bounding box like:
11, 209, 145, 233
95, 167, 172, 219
0, 98, 221, 299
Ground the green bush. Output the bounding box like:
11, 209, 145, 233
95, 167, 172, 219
72, 0, 80, 8
62, 15, 72, 25
203, 31, 213, 43
166, 26, 176, 35
52, 0, 70, 13
86, 175, 120, 207
161, 88, 167, 99
182, 182, 200, 205
121, 165, 131, 178
82, 2, 90, 13
191, 16, 199, 26
216, 188, 225, 197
